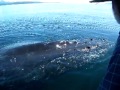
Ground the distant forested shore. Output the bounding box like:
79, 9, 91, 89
0, 1, 41, 6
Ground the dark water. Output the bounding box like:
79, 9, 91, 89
0, 2, 120, 90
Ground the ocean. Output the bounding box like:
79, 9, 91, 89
0, 2, 120, 90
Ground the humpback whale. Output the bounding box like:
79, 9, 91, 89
0, 38, 112, 87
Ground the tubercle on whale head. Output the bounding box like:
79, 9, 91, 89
55, 40, 79, 49
81, 47, 90, 52
56, 44, 62, 49
55, 43, 67, 49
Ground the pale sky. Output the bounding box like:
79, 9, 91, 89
3, 0, 90, 3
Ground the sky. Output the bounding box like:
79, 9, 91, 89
3, 0, 90, 3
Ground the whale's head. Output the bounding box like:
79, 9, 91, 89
0, 38, 113, 85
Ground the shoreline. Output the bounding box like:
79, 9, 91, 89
0, 1, 42, 6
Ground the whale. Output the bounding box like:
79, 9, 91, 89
0, 38, 112, 88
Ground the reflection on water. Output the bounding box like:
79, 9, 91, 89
0, 2, 119, 90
